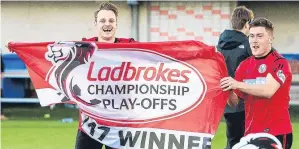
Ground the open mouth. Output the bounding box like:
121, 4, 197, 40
252, 45, 260, 49
103, 29, 112, 33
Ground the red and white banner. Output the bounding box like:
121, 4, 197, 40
8, 40, 228, 149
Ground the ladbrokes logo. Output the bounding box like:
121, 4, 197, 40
46, 42, 206, 123
87, 62, 191, 83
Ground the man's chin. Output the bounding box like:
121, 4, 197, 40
103, 33, 114, 38
253, 53, 264, 58
100, 36, 114, 41
252, 51, 260, 56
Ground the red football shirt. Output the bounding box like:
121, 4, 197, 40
234, 50, 292, 136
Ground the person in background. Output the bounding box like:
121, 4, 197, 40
216, 6, 254, 149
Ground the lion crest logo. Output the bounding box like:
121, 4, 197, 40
45, 41, 96, 104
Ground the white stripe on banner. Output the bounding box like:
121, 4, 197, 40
36, 88, 67, 106
80, 113, 213, 149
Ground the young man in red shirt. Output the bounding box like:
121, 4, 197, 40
75, 2, 135, 149
220, 17, 293, 149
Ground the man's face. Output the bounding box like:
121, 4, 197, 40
249, 26, 273, 57
95, 10, 117, 41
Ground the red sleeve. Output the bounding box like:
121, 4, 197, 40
233, 60, 246, 99
270, 59, 292, 85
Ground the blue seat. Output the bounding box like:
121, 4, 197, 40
282, 54, 299, 60
2, 54, 26, 71
1, 54, 27, 98
2, 78, 26, 98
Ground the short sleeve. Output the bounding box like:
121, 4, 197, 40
233, 61, 246, 99
270, 59, 292, 85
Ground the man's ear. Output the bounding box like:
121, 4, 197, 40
268, 37, 272, 44
269, 36, 274, 44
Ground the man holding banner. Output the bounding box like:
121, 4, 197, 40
220, 17, 293, 149
77, 2, 136, 149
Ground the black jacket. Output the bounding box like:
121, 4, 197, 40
217, 30, 252, 78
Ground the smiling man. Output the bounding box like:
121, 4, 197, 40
76, 2, 136, 149
220, 17, 293, 149
82, 2, 135, 43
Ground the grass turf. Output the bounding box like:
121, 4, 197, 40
1, 106, 299, 149
2, 121, 298, 149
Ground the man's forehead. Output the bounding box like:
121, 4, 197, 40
97, 10, 116, 18
249, 26, 267, 34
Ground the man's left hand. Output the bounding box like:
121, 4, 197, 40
220, 77, 240, 91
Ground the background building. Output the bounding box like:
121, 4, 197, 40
2, 1, 299, 53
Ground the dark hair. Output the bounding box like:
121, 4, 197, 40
231, 6, 254, 30
94, 2, 118, 22
249, 17, 274, 33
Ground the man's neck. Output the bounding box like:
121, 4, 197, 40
98, 37, 115, 43
254, 48, 273, 59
